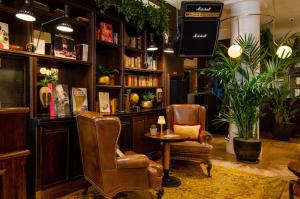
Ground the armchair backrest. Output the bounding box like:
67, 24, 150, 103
76, 111, 121, 188
167, 104, 206, 131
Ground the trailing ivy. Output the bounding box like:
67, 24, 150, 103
116, 0, 169, 34
94, 0, 111, 13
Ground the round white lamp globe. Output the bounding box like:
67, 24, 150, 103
228, 44, 242, 58
276, 45, 292, 59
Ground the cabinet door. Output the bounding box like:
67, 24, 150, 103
118, 117, 132, 151
69, 124, 83, 179
41, 126, 69, 189
132, 117, 145, 153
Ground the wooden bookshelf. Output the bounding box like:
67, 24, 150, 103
124, 67, 163, 73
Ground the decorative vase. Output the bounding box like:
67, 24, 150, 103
150, 128, 157, 135
141, 101, 153, 109
233, 137, 261, 163
39, 86, 52, 108
98, 76, 110, 85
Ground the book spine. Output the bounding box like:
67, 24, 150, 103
48, 83, 56, 117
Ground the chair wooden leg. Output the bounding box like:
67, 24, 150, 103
289, 180, 297, 199
205, 160, 212, 177
81, 181, 90, 195
157, 188, 164, 199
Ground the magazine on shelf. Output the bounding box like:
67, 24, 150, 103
99, 22, 113, 43
71, 87, 88, 115
98, 92, 110, 113
54, 34, 76, 59
0, 22, 9, 49
53, 84, 71, 117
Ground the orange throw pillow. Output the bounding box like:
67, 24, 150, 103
173, 124, 201, 140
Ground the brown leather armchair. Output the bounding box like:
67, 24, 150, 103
167, 104, 213, 177
77, 112, 164, 199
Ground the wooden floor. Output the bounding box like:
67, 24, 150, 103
211, 136, 300, 199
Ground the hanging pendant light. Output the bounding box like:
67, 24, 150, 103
147, 33, 158, 51
163, 32, 174, 53
276, 45, 292, 59
56, 5, 73, 33
228, 16, 242, 58
16, 0, 36, 22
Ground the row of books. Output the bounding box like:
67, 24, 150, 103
47, 84, 88, 117
125, 75, 159, 87
124, 54, 142, 68
124, 33, 142, 49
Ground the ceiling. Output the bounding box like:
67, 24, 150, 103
164, 0, 300, 39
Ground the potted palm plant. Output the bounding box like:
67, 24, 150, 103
140, 91, 156, 109
269, 82, 299, 140
207, 34, 297, 162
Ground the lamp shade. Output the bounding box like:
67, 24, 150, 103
276, 45, 292, 59
157, 116, 166, 125
56, 22, 73, 32
16, 0, 36, 22
228, 44, 242, 58
147, 33, 158, 51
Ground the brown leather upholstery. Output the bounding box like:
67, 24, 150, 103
167, 104, 213, 177
77, 112, 164, 199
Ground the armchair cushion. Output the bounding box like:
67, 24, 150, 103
171, 141, 213, 155
173, 124, 201, 140
117, 154, 149, 169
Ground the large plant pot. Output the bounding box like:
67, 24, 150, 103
141, 101, 153, 109
233, 137, 261, 163
272, 123, 294, 141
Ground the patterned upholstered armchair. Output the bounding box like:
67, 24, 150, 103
167, 104, 213, 177
77, 112, 164, 199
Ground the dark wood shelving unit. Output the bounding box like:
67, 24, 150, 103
124, 86, 160, 89
124, 67, 163, 73
96, 84, 122, 89
125, 46, 144, 53
96, 40, 120, 48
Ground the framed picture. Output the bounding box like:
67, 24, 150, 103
0, 22, 9, 49
295, 89, 300, 97
98, 92, 110, 113
54, 34, 76, 59
295, 77, 300, 85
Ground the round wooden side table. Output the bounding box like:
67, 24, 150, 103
288, 161, 300, 199
145, 132, 189, 187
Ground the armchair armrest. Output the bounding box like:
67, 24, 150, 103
199, 130, 213, 143
117, 154, 149, 169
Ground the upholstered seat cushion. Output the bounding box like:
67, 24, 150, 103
171, 141, 213, 154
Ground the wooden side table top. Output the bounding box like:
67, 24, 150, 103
145, 132, 189, 143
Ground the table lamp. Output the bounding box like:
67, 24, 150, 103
157, 116, 166, 134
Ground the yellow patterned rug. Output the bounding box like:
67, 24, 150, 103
61, 164, 287, 199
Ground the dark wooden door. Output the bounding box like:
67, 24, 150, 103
132, 117, 145, 153
69, 124, 83, 179
118, 117, 132, 151
41, 126, 69, 188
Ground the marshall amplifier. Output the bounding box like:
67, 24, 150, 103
176, 1, 223, 57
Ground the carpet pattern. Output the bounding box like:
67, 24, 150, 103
61, 164, 287, 199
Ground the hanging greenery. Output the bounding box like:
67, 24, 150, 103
94, 0, 111, 13
115, 0, 169, 34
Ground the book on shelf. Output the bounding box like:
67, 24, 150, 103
98, 92, 110, 113
48, 83, 56, 117
152, 76, 158, 87
33, 30, 51, 55
0, 22, 9, 49
99, 22, 113, 43
75, 44, 88, 61
71, 87, 88, 115
54, 34, 76, 59
53, 84, 71, 117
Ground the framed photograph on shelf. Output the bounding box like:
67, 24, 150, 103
98, 92, 110, 113
295, 89, 300, 97
295, 77, 300, 85
0, 22, 9, 49
54, 34, 76, 59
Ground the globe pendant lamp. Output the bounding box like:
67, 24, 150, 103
16, 0, 36, 22
228, 16, 242, 58
276, 45, 292, 59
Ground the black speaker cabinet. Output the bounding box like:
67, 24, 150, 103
176, 19, 220, 57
